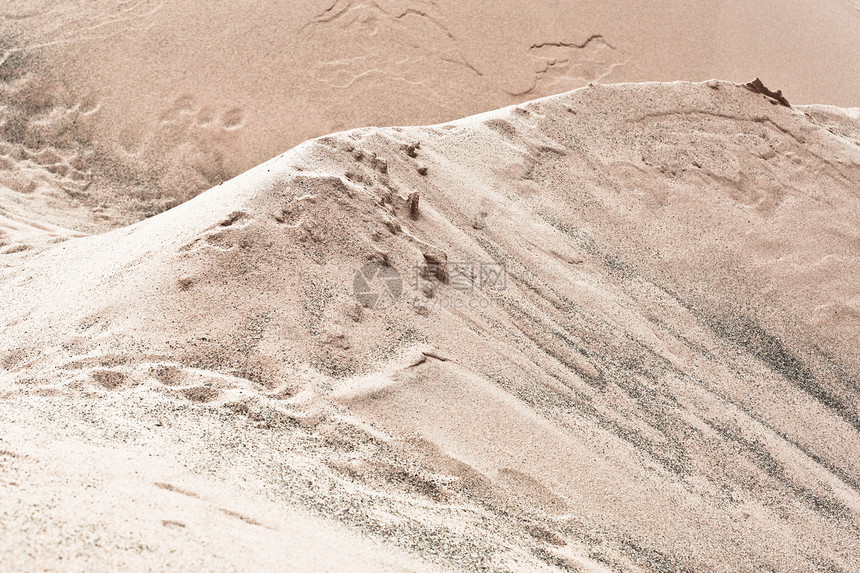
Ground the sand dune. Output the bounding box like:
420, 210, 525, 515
1, 81, 858, 571
1, 0, 857, 222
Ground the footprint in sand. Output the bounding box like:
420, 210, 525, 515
220, 108, 246, 131
180, 386, 222, 403
90, 369, 128, 390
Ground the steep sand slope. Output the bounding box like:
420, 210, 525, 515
1, 81, 860, 571
1, 0, 857, 219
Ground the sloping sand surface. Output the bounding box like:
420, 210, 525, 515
2, 81, 859, 571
